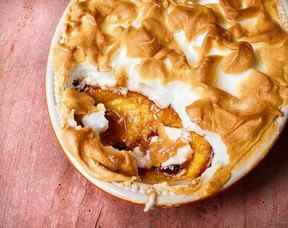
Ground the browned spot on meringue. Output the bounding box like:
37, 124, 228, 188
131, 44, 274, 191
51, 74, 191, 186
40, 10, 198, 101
63, 88, 96, 115
245, 11, 286, 44
153, 49, 198, 84
166, 5, 217, 40
221, 42, 255, 73
85, 0, 117, 16
238, 71, 283, 108
263, 0, 280, 21
124, 27, 160, 58
219, 0, 260, 21
160, 49, 189, 69
52, 44, 75, 78
64, 13, 98, 48
143, 18, 173, 44
115, 69, 129, 87
101, 2, 137, 36
187, 99, 241, 136
106, 2, 137, 24
228, 23, 247, 38
69, 2, 85, 21
259, 38, 288, 85
201, 24, 236, 54
196, 56, 221, 84
137, 58, 168, 81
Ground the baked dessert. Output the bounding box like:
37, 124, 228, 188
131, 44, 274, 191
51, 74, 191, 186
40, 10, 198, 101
51, 0, 288, 209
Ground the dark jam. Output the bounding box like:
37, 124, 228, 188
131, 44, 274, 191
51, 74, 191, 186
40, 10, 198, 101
111, 142, 130, 151
138, 165, 183, 178
74, 114, 84, 127
100, 111, 129, 150
156, 165, 182, 176
72, 79, 88, 92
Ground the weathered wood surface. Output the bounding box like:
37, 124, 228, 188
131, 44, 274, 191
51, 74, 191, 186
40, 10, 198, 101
0, 1, 288, 227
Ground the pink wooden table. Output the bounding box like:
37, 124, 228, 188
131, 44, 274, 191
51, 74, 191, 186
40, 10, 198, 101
1, 1, 288, 227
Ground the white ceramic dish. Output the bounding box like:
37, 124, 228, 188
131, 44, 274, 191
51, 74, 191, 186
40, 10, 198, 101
46, 0, 288, 208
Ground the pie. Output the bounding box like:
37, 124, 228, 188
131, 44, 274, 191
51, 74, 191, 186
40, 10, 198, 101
51, 0, 288, 209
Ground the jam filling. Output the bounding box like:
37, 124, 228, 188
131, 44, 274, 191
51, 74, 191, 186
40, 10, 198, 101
100, 110, 128, 150
156, 165, 182, 176
72, 79, 88, 92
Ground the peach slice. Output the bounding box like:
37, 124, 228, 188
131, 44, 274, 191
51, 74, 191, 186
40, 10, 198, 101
140, 132, 213, 184
86, 87, 181, 148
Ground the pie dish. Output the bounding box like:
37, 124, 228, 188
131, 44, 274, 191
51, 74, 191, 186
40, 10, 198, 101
47, 0, 288, 211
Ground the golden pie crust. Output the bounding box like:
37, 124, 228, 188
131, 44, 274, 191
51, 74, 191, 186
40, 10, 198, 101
52, 0, 288, 197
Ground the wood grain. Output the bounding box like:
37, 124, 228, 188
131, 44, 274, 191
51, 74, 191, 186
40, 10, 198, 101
0, 1, 288, 227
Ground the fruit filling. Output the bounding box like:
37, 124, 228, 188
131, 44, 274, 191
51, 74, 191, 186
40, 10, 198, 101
69, 80, 213, 182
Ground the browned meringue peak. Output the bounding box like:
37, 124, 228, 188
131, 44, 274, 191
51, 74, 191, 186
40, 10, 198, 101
143, 18, 173, 45
218, 0, 286, 43
196, 56, 220, 84
186, 98, 280, 160
221, 41, 255, 73
259, 38, 288, 86
219, 0, 260, 21
280, 87, 288, 106
198, 26, 255, 73
100, 2, 137, 36
106, 1, 137, 24
187, 99, 242, 136
165, 4, 217, 40
60, 7, 109, 66
63, 13, 98, 48
137, 58, 168, 81
224, 113, 277, 161
63, 88, 96, 115
170, 50, 205, 82
152, 48, 200, 83
228, 23, 247, 38
63, 127, 138, 177
114, 69, 129, 87
123, 27, 160, 58
262, 0, 282, 22
122, 0, 163, 27
207, 23, 234, 44
244, 11, 286, 44
134, 0, 165, 20
96, 41, 120, 72
238, 70, 283, 108
69, 1, 86, 22
195, 53, 254, 96
162, 49, 190, 68
82, 0, 117, 16
136, 52, 197, 84
52, 44, 75, 79
199, 24, 236, 56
